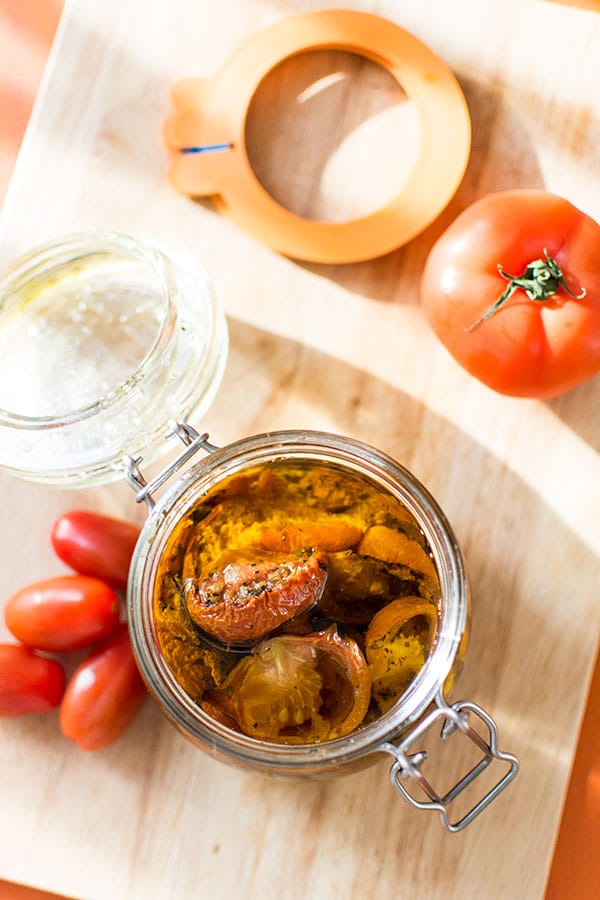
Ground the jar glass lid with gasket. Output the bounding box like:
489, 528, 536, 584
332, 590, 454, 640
0, 230, 228, 486
0, 230, 518, 832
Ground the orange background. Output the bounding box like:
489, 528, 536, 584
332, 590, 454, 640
0, 1, 598, 898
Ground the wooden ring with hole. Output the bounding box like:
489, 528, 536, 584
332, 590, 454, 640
164, 10, 471, 264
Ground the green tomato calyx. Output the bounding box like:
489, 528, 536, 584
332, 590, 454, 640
468, 249, 586, 331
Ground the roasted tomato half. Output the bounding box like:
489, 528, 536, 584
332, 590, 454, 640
183, 550, 327, 645
365, 597, 437, 714
214, 627, 371, 743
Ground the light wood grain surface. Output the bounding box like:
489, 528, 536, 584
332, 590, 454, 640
0, 1, 599, 898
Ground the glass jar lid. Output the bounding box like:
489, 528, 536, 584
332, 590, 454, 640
0, 230, 228, 487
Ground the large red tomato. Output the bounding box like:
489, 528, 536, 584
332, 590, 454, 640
420, 191, 600, 398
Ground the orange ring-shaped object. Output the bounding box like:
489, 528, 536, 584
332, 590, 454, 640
164, 10, 471, 264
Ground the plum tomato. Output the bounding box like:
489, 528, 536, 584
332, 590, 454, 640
0, 643, 65, 716
51, 510, 141, 591
184, 549, 328, 645
216, 626, 371, 743
420, 191, 600, 398
5, 575, 121, 652
60, 624, 146, 750
365, 597, 437, 714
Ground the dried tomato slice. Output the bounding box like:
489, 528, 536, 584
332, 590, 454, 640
183, 550, 327, 645
215, 627, 371, 743
365, 597, 437, 713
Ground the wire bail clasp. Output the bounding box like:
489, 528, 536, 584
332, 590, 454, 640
378, 692, 519, 832
123, 421, 219, 510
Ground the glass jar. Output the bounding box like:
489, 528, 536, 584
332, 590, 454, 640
0, 230, 228, 486
127, 428, 517, 832
0, 232, 517, 832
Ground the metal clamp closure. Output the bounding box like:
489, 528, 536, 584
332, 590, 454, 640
378, 692, 519, 832
123, 420, 219, 510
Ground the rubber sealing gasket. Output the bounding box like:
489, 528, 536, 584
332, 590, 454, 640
164, 10, 471, 264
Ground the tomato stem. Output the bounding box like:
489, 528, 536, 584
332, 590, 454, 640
468, 249, 586, 331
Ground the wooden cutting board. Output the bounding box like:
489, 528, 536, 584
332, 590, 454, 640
0, 1, 599, 898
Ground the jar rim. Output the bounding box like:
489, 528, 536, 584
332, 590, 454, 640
129, 429, 469, 770
0, 229, 175, 429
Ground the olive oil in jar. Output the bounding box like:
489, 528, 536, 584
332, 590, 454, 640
153, 458, 440, 744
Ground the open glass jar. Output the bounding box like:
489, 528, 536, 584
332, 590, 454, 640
0, 230, 228, 485
0, 231, 517, 832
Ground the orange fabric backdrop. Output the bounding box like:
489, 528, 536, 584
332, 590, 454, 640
0, 0, 63, 202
